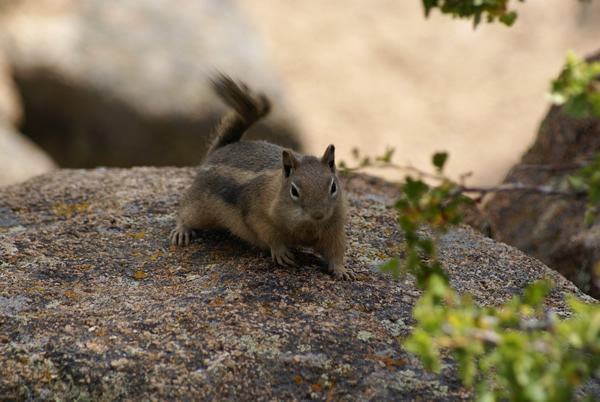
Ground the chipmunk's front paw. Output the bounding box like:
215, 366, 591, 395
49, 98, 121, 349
169, 226, 196, 246
329, 264, 356, 281
271, 244, 297, 267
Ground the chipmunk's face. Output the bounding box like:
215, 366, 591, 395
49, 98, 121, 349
280, 145, 342, 228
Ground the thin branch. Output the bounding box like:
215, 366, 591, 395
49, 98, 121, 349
341, 158, 590, 200
458, 182, 588, 199
508, 160, 591, 177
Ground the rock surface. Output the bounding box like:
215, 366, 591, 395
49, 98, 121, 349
0, 0, 301, 168
485, 51, 600, 298
0, 167, 594, 400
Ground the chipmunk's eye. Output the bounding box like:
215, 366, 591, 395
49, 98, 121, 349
330, 181, 337, 195
290, 183, 300, 199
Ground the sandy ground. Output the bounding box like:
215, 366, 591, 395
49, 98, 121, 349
236, 0, 600, 186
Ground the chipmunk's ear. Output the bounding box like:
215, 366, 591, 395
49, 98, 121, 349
282, 149, 299, 178
321, 145, 336, 172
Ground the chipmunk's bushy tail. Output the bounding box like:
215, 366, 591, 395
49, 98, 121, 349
208, 73, 271, 154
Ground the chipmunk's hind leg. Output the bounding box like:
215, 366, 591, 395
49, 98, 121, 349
170, 187, 216, 246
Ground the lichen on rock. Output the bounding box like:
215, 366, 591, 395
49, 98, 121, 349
0, 167, 593, 400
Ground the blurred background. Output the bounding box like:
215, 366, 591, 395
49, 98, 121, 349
1, 0, 600, 187
236, 0, 600, 184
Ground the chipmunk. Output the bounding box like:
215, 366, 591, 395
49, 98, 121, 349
169, 74, 354, 280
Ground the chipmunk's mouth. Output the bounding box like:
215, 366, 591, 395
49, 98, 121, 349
287, 208, 331, 233
310, 211, 325, 220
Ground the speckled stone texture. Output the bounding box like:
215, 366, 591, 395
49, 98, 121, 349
0, 168, 595, 400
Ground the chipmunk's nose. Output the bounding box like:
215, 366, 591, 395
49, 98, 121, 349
311, 211, 325, 220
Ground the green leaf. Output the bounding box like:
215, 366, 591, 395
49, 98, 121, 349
398, 215, 418, 234
449, 212, 465, 226
457, 352, 478, 386
473, 12, 482, 27
394, 198, 410, 211
523, 280, 552, 308
404, 329, 440, 371
499, 11, 517, 26
377, 147, 395, 163
564, 95, 591, 118
433, 152, 448, 170
591, 92, 600, 116
422, 0, 438, 17
584, 208, 596, 226
380, 257, 405, 280
419, 238, 436, 255
567, 175, 589, 191
546, 91, 567, 105
402, 177, 429, 202
549, 52, 600, 118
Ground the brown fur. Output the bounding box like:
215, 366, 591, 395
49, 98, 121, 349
170, 75, 354, 280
